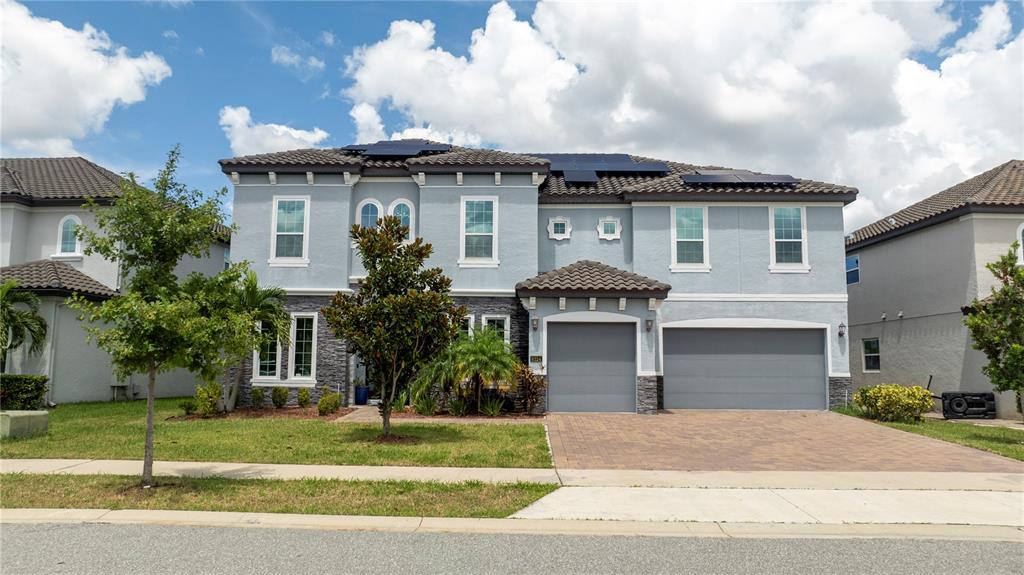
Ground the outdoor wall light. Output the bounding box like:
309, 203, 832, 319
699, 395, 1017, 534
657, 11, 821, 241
531, 317, 539, 331
645, 319, 654, 332
838, 322, 846, 337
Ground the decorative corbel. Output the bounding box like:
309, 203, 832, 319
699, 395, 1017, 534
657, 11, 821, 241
456, 172, 463, 185
618, 298, 627, 311
306, 172, 315, 185
343, 172, 352, 185
558, 297, 566, 311
589, 297, 597, 311
230, 172, 240, 185
268, 172, 277, 185
494, 172, 501, 186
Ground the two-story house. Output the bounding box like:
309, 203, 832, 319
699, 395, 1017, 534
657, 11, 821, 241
846, 160, 1023, 418
0, 157, 230, 404
220, 140, 857, 413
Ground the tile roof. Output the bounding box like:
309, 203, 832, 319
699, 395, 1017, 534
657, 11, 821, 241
620, 170, 856, 201
539, 156, 703, 204
1, 260, 118, 299
516, 260, 671, 298
848, 159, 1024, 247
0, 157, 125, 200
406, 146, 549, 169
217, 148, 362, 169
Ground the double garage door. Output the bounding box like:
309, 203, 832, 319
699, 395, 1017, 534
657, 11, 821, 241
546, 324, 826, 411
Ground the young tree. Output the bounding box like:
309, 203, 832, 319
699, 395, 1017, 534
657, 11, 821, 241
963, 242, 1024, 419
70, 146, 235, 486
222, 270, 290, 412
322, 216, 463, 436
454, 328, 519, 412
0, 280, 48, 373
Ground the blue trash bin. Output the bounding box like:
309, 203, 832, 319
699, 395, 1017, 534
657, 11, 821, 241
355, 386, 369, 406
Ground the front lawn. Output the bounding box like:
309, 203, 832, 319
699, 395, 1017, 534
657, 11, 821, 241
0, 473, 556, 518
835, 407, 1024, 461
0, 399, 551, 468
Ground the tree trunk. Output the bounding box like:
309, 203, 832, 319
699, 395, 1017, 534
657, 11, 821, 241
382, 405, 391, 436
141, 363, 157, 488
225, 359, 244, 412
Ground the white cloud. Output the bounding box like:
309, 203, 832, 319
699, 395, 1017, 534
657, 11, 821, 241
320, 31, 336, 47
195, 46, 205, 57
162, 29, 178, 40
0, 0, 171, 157
343, 1, 1022, 230
218, 105, 329, 156
270, 45, 325, 77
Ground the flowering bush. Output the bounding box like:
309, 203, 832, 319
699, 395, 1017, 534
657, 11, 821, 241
853, 384, 934, 422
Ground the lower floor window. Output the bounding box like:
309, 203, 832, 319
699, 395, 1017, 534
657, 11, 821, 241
482, 315, 510, 342
257, 322, 278, 377
291, 315, 316, 378
862, 338, 880, 372
460, 314, 475, 336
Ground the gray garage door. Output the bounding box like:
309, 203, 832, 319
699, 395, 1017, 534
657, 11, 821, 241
663, 328, 826, 410
547, 322, 636, 412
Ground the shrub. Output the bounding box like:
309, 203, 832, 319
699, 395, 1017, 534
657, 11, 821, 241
480, 395, 504, 417
250, 387, 265, 408
515, 363, 546, 414
414, 393, 438, 416
447, 398, 468, 417
194, 381, 221, 417
297, 388, 312, 409
391, 389, 408, 414
317, 392, 341, 416
0, 374, 48, 410
271, 386, 289, 408
853, 384, 934, 423
178, 398, 197, 416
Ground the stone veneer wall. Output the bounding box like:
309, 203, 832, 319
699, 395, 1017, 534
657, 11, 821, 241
636, 375, 658, 414
235, 295, 349, 408
454, 296, 529, 362
828, 376, 853, 409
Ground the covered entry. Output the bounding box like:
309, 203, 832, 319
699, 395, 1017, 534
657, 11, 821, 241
547, 322, 636, 412
663, 328, 826, 410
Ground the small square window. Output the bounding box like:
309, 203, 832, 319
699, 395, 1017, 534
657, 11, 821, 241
597, 217, 621, 241
553, 222, 566, 235
547, 216, 572, 240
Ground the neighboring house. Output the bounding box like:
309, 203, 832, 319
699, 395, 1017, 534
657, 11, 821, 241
846, 160, 1023, 418
0, 157, 229, 404
220, 140, 857, 413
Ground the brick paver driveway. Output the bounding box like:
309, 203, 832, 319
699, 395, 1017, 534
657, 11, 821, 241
545, 410, 1024, 472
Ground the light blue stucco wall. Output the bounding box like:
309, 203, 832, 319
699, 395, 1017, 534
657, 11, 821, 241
632, 204, 847, 294
537, 206, 632, 272
231, 172, 352, 291
418, 173, 538, 291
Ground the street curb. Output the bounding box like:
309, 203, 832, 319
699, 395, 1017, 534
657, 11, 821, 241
2, 509, 1022, 542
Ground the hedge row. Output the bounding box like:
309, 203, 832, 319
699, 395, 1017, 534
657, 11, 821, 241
0, 374, 49, 411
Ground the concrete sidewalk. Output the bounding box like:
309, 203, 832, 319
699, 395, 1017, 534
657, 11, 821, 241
2, 459, 1023, 491
2, 509, 1021, 542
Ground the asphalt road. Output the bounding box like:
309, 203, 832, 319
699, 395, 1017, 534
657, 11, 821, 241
1, 523, 1021, 575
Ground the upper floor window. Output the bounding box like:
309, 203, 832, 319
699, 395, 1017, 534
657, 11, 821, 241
597, 216, 621, 241
671, 206, 709, 272
845, 254, 860, 284
56, 215, 82, 256
547, 216, 571, 240
357, 199, 382, 230
862, 338, 880, 373
769, 206, 809, 272
459, 196, 498, 267
270, 197, 309, 264
389, 200, 415, 240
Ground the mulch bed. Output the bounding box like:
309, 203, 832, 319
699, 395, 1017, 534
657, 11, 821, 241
388, 408, 543, 420
167, 406, 356, 421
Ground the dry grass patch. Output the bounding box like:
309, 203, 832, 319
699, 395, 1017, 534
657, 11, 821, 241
0, 474, 557, 518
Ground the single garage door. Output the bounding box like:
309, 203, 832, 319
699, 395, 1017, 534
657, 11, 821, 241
663, 328, 826, 410
547, 322, 636, 412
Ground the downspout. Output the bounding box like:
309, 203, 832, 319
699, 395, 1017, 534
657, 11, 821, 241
45, 300, 59, 405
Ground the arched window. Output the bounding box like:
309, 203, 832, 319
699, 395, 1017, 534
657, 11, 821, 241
389, 200, 415, 240
57, 215, 81, 255
358, 200, 381, 229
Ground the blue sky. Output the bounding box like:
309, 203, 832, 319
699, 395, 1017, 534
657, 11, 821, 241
4, 1, 1022, 229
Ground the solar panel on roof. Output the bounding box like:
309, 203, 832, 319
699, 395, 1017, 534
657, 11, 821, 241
682, 174, 743, 183
563, 170, 599, 183
735, 174, 798, 184
682, 170, 798, 185
532, 153, 669, 177
342, 140, 451, 157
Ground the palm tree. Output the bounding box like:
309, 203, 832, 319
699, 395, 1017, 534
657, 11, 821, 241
454, 327, 518, 411
223, 270, 290, 411
0, 280, 48, 373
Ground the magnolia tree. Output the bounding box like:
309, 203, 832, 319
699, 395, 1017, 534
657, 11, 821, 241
71, 147, 246, 487
963, 242, 1024, 419
322, 216, 463, 436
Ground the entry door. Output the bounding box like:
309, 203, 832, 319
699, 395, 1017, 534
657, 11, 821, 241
547, 322, 636, 412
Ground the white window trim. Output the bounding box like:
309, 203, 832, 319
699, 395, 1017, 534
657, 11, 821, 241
355, 198, 384, 229
846, 254, 860, 285
53, 214, 83, 258
458, 195, 500, 268
768, 205, 810, 273
269, 196, 311, 267
288, 312, 318, 382
388, 198, 416, 241
862, 337, 880, 373
481, 314, 511, 342
1016, 222, 1024, 265
597, 216, 622, 241
250, 321, 282, 384
670, 205, 710, 273
547, 216, 572, 240
462, 314, 475, 336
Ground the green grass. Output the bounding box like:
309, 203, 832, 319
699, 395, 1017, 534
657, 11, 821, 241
0, 473, 556, 518
834, 406, 1024, 461
0, 399, 552, 468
